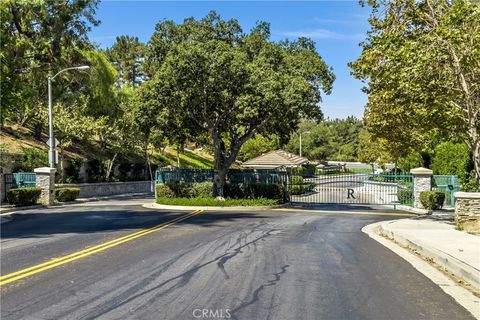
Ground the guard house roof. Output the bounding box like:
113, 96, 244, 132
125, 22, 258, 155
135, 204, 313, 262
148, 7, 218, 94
241, 150, 309, 170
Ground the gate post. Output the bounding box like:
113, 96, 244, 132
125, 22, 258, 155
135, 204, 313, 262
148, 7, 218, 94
34, 167, 56, 205
410, 167, 433, 210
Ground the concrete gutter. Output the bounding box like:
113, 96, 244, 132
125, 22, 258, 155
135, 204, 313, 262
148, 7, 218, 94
377, 220, 480, 291
145, 202, 288, 212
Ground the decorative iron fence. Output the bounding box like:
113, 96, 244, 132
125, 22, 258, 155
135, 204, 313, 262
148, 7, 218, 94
155, 168, 287, 185
4, 172, 37, 194
433, 175, 461, 208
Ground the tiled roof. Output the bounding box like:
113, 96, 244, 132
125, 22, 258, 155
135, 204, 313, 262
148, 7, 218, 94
241, 150, 309, 168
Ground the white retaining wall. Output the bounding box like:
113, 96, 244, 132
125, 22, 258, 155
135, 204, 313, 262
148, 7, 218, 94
55, 181, 153, 198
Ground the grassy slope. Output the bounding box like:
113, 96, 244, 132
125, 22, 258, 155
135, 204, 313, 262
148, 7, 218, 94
2, 124, 214, 168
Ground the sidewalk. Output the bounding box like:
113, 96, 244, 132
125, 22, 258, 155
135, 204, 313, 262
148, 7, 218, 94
377, 218, 480, 291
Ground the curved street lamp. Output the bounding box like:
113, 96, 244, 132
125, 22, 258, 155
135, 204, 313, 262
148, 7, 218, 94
48, 66, 90, 168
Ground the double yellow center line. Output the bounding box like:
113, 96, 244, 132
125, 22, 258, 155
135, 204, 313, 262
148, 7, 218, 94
0, 210, 204, 287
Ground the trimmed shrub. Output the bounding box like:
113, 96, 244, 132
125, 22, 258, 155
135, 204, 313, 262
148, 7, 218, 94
7, 187, 42, 206
156, 197, 279, 207
289, 176, 310, 195
167, 183, 193, 197
295, 164, 316, 176
397, 188, 413, 204
190, 182, 213, 198
224, 183, 245, 198
155, 184, 176, 198
156, 182, 284, 202
243, 183, 284, 201
431, 141, 470, 180
55, 187, 80, 202
420, 191, 446, 210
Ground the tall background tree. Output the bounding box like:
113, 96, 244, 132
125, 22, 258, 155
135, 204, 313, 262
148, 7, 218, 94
0, 0, 99, 135
106, 35, 145, 87
350, 0, 480, 183
144, 12, 335, 196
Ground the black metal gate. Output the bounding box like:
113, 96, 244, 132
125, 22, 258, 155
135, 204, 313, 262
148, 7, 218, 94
287, 172, 414, 206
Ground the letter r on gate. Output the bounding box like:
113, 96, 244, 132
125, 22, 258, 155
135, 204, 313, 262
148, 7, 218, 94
347, 188, 355, 199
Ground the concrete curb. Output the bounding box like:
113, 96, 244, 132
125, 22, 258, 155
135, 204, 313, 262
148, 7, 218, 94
145, 202, 289, 212
378, 220, 480, 291
362, 222, 480, 319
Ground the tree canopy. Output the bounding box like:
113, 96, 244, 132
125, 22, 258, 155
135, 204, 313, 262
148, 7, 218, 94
144, 11, 335, 196
350, 0, 480, 181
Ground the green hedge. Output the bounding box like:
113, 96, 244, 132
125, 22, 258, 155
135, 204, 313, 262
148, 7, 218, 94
156, 197, 278, 207
289, 176, 311, 195
420, 191, 445, 210
225, 183, 284, 201
6, 187, 42, 206
55, 187, 80, 202
397, 189, 413, 205
156, 182, 284, 202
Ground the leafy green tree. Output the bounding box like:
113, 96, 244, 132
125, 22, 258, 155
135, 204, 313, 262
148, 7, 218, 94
350, 0, 480, 182
357, 129, 395, 169
286, 117, 362, 161
0, 0, 99, 134
145, 12, 334, 196
107, 35, 145, 87
431, 142, 470, 180
239, 134, 279, 161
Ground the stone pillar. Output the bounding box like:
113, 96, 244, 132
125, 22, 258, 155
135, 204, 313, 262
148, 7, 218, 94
34, 167, 56, 205
410, 167, 433, 210
454, 192, 480, 234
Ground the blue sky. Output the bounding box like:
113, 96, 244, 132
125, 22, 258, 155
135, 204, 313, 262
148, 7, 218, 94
89, 1, 372, 119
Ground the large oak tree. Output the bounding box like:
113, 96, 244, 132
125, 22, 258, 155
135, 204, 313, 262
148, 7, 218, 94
145, 12, 334, 196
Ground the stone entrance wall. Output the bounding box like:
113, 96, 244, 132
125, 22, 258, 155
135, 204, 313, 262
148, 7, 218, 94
455, 192, 480, 234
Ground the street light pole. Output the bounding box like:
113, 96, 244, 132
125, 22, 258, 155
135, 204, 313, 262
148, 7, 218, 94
47, 65, 90, 168
48, 76, 55, 168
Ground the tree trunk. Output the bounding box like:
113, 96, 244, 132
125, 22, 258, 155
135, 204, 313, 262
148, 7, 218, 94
471, 127, 480, 184
60, 145, 65, 183
105, 153, 117, 182
176, 146, 180, 168
212, 131, 228, 198
34, 122, 43, 140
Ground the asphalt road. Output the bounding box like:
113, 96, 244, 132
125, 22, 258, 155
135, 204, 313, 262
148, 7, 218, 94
0, 197, 474, 320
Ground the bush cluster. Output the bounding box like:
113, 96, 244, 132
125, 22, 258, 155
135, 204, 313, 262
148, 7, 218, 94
6, 187, 42, 206
289, 176, 311, 195
55, 187, 80, 202
156, 197, 278, 207
419, 191, 445, 210
156, 182, 285, 202
397, 188, 413, 204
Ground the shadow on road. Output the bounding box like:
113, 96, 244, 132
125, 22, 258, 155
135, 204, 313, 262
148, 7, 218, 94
0, 208, 270, 239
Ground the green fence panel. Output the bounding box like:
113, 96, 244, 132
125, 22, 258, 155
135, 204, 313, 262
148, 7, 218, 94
433, 175, 460, 208
155, 168, 287, 186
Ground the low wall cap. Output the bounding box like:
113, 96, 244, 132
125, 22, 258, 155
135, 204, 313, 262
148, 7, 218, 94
410, 167, 433, 175
455, 192, 480, 199
34, 167, 57, 174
